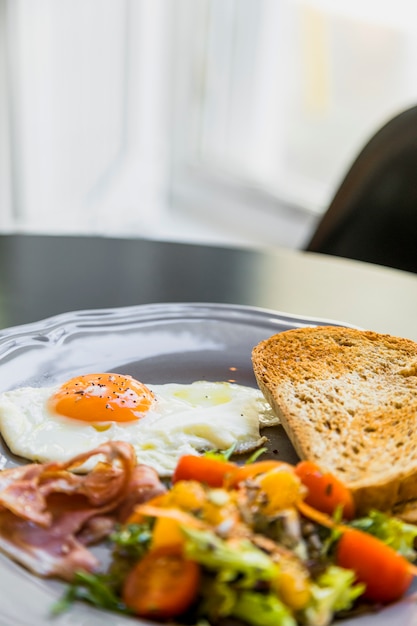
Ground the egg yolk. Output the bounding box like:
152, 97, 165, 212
48, 373, 155, 423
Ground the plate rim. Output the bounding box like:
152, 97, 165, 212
0, 301, 362, 339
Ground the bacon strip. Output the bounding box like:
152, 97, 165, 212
0, 442, 165, 580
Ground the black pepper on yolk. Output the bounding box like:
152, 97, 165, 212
48, 373, 155, 422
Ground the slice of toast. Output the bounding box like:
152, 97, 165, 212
252, 326, 417, 515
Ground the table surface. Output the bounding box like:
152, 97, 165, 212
0, 233, 416, 341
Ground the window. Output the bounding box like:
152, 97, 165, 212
1, 0, 170, 236
170, 0, 417, 246
1, 0, 417, 248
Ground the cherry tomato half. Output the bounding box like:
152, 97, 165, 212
337, 528, 413, 604
122, 545, 201, 619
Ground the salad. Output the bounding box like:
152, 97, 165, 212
54, 452, 417, 626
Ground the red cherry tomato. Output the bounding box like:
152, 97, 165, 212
295, 461, 355, 519
172, 454, 237, 487
122, 545, 201, 619
337, 528, 413, 604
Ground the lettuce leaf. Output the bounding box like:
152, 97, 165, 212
232, 590, 297, 626
301, 565, 365, 626
183, 527, 298, 625
51, 570, 130, 616
183, 527, 279, 584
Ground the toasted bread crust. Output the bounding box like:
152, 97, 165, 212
252, 326, 417, 514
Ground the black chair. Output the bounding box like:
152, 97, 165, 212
305, 105, 417, 274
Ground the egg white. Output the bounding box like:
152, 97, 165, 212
0, 381, 279, 476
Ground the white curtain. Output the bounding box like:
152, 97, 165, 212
1, 0, 417, 247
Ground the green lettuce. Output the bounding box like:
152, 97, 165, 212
199, 575, 297, 625
183, 527, 279, 584
51, 570, 130, 616
350, 509, 417, 560
232, 590, 297, 626
301, 566, 365, 626
183, 527, 297, 624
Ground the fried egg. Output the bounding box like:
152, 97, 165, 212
0, 373, 278, 475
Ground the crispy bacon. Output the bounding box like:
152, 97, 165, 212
0, 442, 166, 580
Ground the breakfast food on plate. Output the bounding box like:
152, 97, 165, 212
0, 373, 278, 476
252, 325, 417, 515
0, 441, 165, 579
53, 452, 417, 626
0, 361, 414, 625
2, 331, 417, 626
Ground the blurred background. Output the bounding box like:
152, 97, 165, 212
1, 0, 417, 250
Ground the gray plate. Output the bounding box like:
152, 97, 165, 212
0, 302, 414, 625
